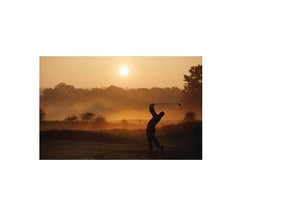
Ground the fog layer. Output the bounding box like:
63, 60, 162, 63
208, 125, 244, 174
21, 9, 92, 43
40, 83, 185, 121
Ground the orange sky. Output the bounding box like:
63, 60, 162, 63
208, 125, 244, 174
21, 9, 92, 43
40, 56, 202, 89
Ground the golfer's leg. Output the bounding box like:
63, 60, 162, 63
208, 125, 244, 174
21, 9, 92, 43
153, 137, 164, 153
153, 137, 161, 149
147, 137, 153, 152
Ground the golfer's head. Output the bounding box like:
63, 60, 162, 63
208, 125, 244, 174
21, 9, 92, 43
160, 111, 165, 117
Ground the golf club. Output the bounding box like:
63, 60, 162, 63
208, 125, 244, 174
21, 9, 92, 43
153, 103, 181, 106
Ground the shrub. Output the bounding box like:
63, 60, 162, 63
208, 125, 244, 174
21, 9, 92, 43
95, 115, 106, 124
64, 114, 78, 122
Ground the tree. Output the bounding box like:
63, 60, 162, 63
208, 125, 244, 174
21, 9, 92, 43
54, 82, 75, 93
64, 114, 78, 122
40, 108, 46, 121
95, 115, 106, 124
80, 112, 95, 121
182, 65, 202, 119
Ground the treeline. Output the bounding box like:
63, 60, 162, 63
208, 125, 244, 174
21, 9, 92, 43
40, 83, 182, 120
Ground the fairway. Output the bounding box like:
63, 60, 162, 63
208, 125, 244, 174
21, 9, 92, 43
40, 126, 201, 160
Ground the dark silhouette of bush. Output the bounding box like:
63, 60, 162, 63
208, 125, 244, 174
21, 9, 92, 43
80, 112, 95, 121
94, 115, 106, 125
160, 121, 202, 159
64, 114, 78, 122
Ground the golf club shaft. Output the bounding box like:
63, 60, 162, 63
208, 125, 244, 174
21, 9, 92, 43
154, 103, 181, 105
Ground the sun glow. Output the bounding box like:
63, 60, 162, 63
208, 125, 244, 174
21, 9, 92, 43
119, 66, 129, 76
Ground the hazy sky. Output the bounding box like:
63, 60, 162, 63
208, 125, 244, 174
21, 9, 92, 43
40, 56, 202, 89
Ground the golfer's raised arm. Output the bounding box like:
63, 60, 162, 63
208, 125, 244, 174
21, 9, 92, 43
149, 103, 157, 116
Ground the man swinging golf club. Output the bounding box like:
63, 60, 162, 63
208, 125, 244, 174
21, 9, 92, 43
146, 103, 165, 154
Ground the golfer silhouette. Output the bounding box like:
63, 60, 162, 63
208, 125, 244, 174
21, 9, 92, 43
146, 103, 164, 153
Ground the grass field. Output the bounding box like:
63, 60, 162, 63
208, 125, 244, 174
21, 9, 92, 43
40, 122, 202, 160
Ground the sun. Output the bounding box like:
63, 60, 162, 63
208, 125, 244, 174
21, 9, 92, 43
119, 66, 129, 76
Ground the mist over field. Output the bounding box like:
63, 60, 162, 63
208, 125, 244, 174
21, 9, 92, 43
40, 83, 189, 121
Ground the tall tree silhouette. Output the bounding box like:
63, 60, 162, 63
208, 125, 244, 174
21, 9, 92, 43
182, 65, 202, 118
